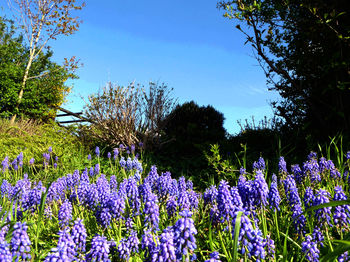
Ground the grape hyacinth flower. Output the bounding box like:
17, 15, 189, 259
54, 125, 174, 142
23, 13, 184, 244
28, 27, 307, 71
178, 189, 191, 212
108, 192, 125, 220
204, 185, 218, 206
253, 170, 269, 208
291, 164, 303, 184
1, 156, 9, 173
57, 228, 76, 260
44, 244, 71, 262
301, 235, 319, 262
217, 180, 235, 223
312, 227, 324, 248
313, 189, 332, 227
128, 230, 139, 253
278, 156, 288, 174
113, 148, 119, 159
72, 219, 87, 253
95, 146, 100, 157
231, 186, 243, 208
58, 199, 73, 227
0, 241, 12, 262
174, 209, 197, 260
268, 174, 281, 211
303, 187, 314, 209
87, 235, 111, 262
158, 230, 176, 261
94, 164, 100, 175
338, 251, 349, 262
29, 158, 35, 166
333, 186, 350, 227
253, 157, 266, 171
143, 191, 160, 231
87, 154, 91, 161
119, 157, 126, 169
205, 251, 221, 262
107, 152, 111, 159
117, 237, 130, 261
166, 196, 178, 218
10, 222, 31, 261
96, 207, 112, 229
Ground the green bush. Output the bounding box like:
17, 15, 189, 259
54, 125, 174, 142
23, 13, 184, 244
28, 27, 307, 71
0, 119, 87, 182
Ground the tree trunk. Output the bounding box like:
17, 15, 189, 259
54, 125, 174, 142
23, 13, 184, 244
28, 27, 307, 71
10, 52, 34, 124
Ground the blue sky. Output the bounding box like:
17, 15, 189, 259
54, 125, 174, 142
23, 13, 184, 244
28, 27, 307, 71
2, 1, 280, 134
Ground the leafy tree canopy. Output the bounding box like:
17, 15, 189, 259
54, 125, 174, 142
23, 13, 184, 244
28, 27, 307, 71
0, 16, 77, 121
218, 0, 350, 140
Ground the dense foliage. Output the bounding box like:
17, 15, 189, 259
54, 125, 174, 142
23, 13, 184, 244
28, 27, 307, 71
83, 82, 176, 150
218, 0, 350, 140
154, 101, 227, 178
1, 142, 350, 261
0, 17, 75, 121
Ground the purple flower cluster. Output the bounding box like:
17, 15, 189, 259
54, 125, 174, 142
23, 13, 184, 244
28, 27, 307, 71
301, 235, 319, 262
174, 209, 197, 260
10, 222, 31, 261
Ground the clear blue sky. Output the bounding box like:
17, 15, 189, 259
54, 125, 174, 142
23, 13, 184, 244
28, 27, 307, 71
2, 1, 280, 134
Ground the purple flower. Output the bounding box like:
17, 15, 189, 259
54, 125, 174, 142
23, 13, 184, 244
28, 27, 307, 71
312, 227, 324, 248
174, 209, 197, 260
117, 237, 130, 261
0, 241, 12, 262
128, 230, 139, 253
278, 156, 288, 173
178, 190, 191, 211
94, 164, 100, 175
143, 191, 160, 230
87, 154, 91, 161
10, 222, 31, 261
303, 159, 321, 183
253, 170, 269, 208
126, 177, 140, 213
96, 207, 112, 228
57, 228, 76, 260
108, 192, 125, 219
333, 186, 350, 227
253, 157, 266, 171
87, 235, 111, 262
307, 151, 317, 160
268, 174, 281, 211
338, 251, 349, 262
204, 185, 218, 206
158, 230, 176, 261
95, 146, 100, 157
58, 199, 73, 227
205, 251, 221, 262
119, 157, 126, 169
217, 180, 235, 222
301, 235, 319, 262
291, 164, 303, 184
107, 152, 111, 159
166, 196, 178, 217
283, 175, 306, 234
313, 189, 332, 227
44, 243, 72, 262
1, 156, 9, 172
113, 148, 119, 159
29, 158, 35, 165
86, 184, 99, 210
303, 187, 314, 209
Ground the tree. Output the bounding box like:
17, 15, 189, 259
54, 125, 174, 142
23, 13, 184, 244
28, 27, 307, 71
7, 0, 85, 123
0, 16, 76, 120
218, 0, 350, 140
162, 101, 227, 157
83, 82, 176, 148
